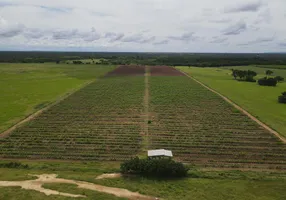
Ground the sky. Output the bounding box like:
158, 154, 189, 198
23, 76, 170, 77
0, 0, 285, 53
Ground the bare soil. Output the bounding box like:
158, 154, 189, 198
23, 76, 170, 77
95, 173, 122, 180
150, 66, 186, 76
105, 65, 146, 77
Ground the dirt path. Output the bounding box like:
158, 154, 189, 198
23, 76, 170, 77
95, 173, 122, 180
0, 80, 94, 139
142, 66, 150, 151
179, 69, 286, 143
0, 174, 159, 200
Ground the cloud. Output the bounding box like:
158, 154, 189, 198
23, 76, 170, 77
0, 0, 285, 53
105, 32, 125, 42
139, 36, 156, 43
0, 2, 15, 7
52, 29, 78, 40
121, 34, 155, 44
224, 1, 264, 13
80, 28, 101, 42
254, 9, 272, 24
52, 28, 101, 41
23, 28, 45, 39
210, 36, 228, 43
0, 18, 25, 37
38, 6, 72, 13
239, 36, 275, 46
209, 19, 232, 23
223, 21, 247, 35
153, 40, 169, 45
121, 34, 143, 43
168, 32, 200, 42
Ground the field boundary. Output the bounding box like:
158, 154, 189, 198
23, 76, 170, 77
142, 66, 150, 152
178, 68, 286, 143
0, 80, 95, 139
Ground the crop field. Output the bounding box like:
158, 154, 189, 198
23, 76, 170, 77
0, 63, 114, 133
0, 73, 144, 160
150, 66, 185, 76
1, 65, 286, 170
148, 75, 286, 169
178, 66, 286, 137
105, 65, 146, 76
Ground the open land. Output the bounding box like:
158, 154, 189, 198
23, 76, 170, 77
0, 64, 286, 199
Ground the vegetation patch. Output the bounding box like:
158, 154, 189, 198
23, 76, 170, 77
258, 77, 278, 86
121, 157, 189, 178
0, 162, 29, 169
231, 69, 257, 82
278, 92, 286, 104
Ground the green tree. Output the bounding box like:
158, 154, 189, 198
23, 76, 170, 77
266, 70, 274, 77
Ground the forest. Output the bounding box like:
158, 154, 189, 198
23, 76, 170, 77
1, 51, 286, 67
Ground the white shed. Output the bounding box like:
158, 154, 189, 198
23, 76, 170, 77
148, 149, 173, 158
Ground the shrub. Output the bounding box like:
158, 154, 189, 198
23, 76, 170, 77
0, 162, 29, 169
120, 157, 189, 178
258, 77, 277, 86
278, 92, 286, 104
274, 76, 284, 82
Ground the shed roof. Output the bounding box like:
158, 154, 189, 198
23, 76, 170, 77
148, 149, 173, 157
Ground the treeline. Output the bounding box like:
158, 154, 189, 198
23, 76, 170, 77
1, 51, 286, 66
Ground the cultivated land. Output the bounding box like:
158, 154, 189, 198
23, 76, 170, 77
178, 66, 286, 137
1, 65, 286, 199
0, 63, 115, 133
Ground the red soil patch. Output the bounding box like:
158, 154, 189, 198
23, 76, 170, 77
105, 65, 145, 77
150, 66, 186, 76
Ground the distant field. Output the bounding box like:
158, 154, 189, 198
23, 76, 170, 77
255, 65, 286, 70
64, 58, 104, 64
0, 63, 114, 133
178, 66, 286, 137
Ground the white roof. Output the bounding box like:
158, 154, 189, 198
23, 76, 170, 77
148, 149, 173, 157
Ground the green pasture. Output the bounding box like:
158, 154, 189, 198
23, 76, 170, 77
0, 63, 114, 133
0, 160, 285, 200
178, 66, 286, 137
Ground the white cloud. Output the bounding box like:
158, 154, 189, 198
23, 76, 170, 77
0, 0, 285, 52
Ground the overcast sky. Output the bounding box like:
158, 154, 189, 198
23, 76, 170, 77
0, 0, 285, 52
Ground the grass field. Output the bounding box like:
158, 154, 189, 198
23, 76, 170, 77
0, 160, 286, 200
0, 63, 115, 133
178, 66, 286, 137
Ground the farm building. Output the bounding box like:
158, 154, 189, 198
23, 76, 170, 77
148, 149, 173, 158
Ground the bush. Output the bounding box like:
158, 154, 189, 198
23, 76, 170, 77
278, 92, 286, 104
258, 77, 277, 86
121, 157, 189, 178
274, 76, 284, 82
0, 162, 29, 169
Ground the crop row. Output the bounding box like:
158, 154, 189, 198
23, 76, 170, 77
0, 76, 145, 160
148, 76, 286, 169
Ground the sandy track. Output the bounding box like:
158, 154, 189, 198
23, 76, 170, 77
178, 69, 286, 143
0, 174, 159, 199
